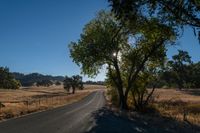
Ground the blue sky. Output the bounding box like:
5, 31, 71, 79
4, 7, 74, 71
0, 0, 200, 81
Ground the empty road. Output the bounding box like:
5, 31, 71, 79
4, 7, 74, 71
0, 90, 105, 133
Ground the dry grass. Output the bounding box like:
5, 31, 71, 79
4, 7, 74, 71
153, 88, 200, 103
152, 88, 200, 126
0, 84, 104, 121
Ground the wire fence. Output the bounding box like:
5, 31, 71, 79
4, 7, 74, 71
0, 94, 81, 119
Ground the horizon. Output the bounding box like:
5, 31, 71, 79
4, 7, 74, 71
0, 0, 200, 81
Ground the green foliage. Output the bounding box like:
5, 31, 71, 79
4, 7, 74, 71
84, 80, 105, 85
69, 10, 175, 110
69, 10, 128, 77
63, 76, 72, 92
157, 51, 200, 89
168, 50, 192, 89
109, 0, 200, 42
0, 67, 21, 89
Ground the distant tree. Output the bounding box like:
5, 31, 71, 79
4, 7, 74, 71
71, 75, 83, 93
63, 76, 72, 92
190, 62, 200, 88
55, 81, 61, 86
36, 80, 53, 87
168, 50, 192, 89
84, 80, 105, 85
153, 59, 200, 89
63, 75, 83, 94
0, 67, 21, 89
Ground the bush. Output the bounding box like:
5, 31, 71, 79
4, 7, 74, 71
107, 87, 119, 106
0, 67, 21, 89
36, 80, 53, 87
55, 81, 61, 86
0, 102, 5, 108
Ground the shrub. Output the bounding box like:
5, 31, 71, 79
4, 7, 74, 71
0, 67, 21, 89
107, 87, 119, 106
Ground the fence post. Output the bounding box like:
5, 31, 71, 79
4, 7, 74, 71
46, 96, 48, 104
183, 108, 188, 121
39, 98, 41, 109
0, 106, 1, 113
26, 101, 29, 111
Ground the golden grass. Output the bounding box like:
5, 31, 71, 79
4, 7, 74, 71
152, 88, 200, 126
153, 88, 200, 103
0, 85, 104, 121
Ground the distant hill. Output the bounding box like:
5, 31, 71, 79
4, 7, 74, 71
12, 72, 65, 86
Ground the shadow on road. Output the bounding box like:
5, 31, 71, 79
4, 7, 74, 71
86, 107, 200, 133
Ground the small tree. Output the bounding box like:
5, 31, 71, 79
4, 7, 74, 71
63, 76, 72, 93
36, 80, 53, 87
63, 75, 83, 94
71, 75, 83, 94
55, 81, 61, 86
0, 67, 21, 89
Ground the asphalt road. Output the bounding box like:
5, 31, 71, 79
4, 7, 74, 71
0, 90, 105, 133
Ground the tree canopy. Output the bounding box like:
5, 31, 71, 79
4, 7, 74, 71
109, 0, 200, 42
69, 11, 176, 110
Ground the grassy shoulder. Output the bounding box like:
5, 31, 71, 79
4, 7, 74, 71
0, 85, 101, 121
105, 88, 200, 132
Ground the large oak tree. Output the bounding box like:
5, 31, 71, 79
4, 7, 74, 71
69, 11, 175, 110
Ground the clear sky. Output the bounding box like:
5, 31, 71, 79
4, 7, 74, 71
0, 0, 200, 81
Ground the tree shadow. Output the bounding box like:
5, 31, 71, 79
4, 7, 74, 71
86, 107, 200, 133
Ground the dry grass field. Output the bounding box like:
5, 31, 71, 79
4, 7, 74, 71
0, 84, 105, 121
152, 88, 200, 126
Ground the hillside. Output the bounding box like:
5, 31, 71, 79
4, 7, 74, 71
12, 72, 65, 86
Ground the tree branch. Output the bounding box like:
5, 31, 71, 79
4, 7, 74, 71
125, 39, 165, 98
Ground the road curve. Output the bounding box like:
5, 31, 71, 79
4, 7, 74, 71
0, 90, 105, 133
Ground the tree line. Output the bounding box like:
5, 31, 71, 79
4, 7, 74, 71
0, 68, 102, 91
0, 68, 63, 88
156, 50, 200, 89
0, 67, 85, 93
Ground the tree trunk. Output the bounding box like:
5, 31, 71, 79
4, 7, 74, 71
112, 59, 128, 110
116, 86, 128, 110
178, 81, 183, 90
119, 94, 128, 110
72, 86, 75, 94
